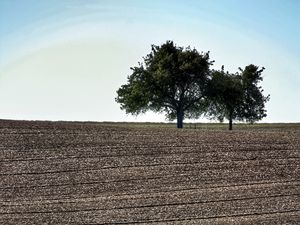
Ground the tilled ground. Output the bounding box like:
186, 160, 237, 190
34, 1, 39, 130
0, 120, 299, 225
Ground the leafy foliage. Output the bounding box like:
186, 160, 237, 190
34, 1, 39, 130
239, 65, 270, 123
116, 41, 213, 128
116, 41, 270, 129
207, 65, 270, 129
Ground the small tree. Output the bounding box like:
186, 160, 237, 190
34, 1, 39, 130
207, 67, 243, 130
116, 41, 213, 128
207, 65, 270, 130
239, 65, 270, 124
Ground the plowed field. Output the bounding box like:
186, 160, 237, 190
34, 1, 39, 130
0, 120, 299, 224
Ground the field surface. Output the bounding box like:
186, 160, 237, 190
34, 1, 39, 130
0, 120, 299, 224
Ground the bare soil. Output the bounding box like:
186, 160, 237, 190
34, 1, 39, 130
0, 120, 299, 224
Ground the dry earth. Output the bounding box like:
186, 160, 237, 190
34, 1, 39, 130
0, 120, 299, 224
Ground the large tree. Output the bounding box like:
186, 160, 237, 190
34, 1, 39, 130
207, 65, 270, 130
116, 41, 213, 128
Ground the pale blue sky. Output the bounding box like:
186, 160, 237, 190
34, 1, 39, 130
0, 0, 299, 122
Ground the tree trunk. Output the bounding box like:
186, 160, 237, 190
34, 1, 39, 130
177, 110, 184, 129
229, 111, 233, 130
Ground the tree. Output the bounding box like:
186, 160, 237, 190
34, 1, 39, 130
206, 67, 243, 130
239, 65, 270, 124
116, 41, 213, 128
207, 65, 270, 130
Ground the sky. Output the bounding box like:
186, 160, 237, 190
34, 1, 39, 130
0, 0, 299, 123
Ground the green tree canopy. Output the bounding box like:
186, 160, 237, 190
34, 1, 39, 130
207, 65, 270, 130
116, 41, 213, 128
